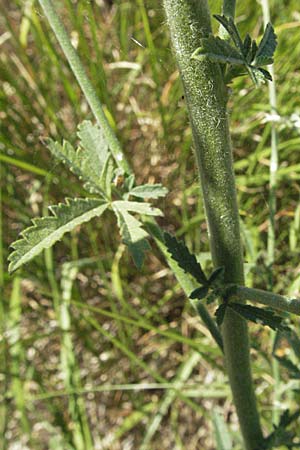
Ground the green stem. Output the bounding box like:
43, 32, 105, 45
162, 1, 263, 448
235, 285, 300, 316
38, 0, 130, 174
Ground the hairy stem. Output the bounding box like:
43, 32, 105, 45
162, 0, 264, 448
235, 286, 300, 316
38, 0, 130, 173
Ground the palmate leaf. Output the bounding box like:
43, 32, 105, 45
209, 15, 276, 86
164, 233, 207, 285
112, 200, 163, 268
245, 39, 258, 64
8, 198, 108, 273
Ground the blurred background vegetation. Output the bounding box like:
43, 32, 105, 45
1, 0, 300, 448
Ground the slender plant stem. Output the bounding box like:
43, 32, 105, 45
235, 285, 300, 317
37, 0, 222, 349
38, 0, 130, 173
162, 1, 264, 448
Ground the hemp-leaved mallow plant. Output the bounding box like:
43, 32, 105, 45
8, 0, 300, 448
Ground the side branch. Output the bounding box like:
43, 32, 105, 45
235, 286, 300, 316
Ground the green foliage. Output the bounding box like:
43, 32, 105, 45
215, 303, 228, 327
263, 409, 300, 449
274, 355, 300, 378
189, 285, 209, 300
164, 234, 289, 332
274, 330, 300, 378
164, 229, 291, 332
8, 198, 109, 273
113, 201, 163, 268
229, 303, 289, 331
128, 184, 168, 199
192, 35, 244, 65
192, 15, 277, 86
212, 410, 233, 450
164, 233, 229, 304
47, 120, 110, 196
215, 302, 289, 332
77, 120, 109, 171
163, 232, 207, 284
208, 267, 225, 288
9, 121, 167, 272
254, 23, 277, 66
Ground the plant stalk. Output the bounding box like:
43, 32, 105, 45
38, 0, 130, 174
235, 285, 300, 316
162, 0, 264, 448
